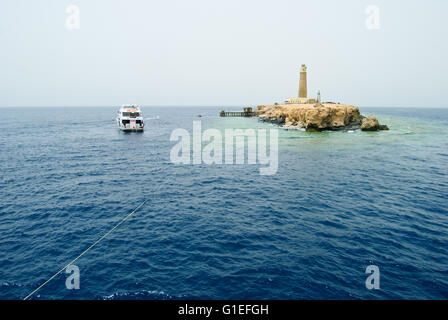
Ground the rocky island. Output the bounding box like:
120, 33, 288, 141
256, 103, 389, 132
220, 64, 389, 132
255, 64, 388, 132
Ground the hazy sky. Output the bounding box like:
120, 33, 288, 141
1, 0, 447, 107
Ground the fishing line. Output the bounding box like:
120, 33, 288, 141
23, 198, 149, 300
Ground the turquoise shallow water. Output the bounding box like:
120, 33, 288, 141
0, 107, 447, 299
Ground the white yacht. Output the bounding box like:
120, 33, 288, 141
116, 105, 144, 131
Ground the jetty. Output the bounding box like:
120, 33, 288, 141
219, 107, 256, 117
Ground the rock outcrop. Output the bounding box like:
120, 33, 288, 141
256, 103, 387, 132
361, 116, 379, 131
361, 116, 389, 131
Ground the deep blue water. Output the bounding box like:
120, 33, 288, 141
0, 107, 447, 300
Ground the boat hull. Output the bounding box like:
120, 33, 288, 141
119, 127, 144, 132
116, 119, 144, 131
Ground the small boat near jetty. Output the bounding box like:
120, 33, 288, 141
116, 105, 144, 131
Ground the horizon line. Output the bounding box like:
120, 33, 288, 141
0, 105, 448, 109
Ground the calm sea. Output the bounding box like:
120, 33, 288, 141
0, 107, 447, 299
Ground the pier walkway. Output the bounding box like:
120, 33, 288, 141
219, 107, 256, 117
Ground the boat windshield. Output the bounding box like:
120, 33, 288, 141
122, 112, 140, 117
